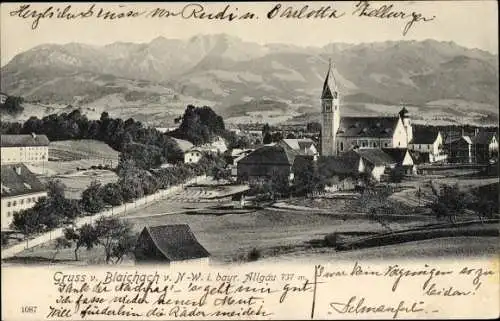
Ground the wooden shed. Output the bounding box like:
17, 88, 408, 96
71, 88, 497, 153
134, 224, 210, 265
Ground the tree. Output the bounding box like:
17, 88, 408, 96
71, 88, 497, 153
63, 224, 100, 261
271, 131, 283, 143
388, 168, 404, 183
261, 123, 271, 138
306, 122, 321, 133
101, 183, 124, 206
47, 179, 66, 199
110, 233, 137, 264
263, 132, 272, 144
292, 158, 323, 196
52, 237, 72, 262
269, 170, 290, 200
212, 166, 232, 182
81, 180, 105, 214
430, 184, 469, 223
0, 95, 24, 115
94, 217, 134, 264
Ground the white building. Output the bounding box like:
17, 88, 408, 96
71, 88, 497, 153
201, 136, 228, 154
1, 134, 50, 165
0, 92, 7, 104
320, 61, 412, 156
408, 128, 447, 163
1, 164, 47, 230
184, 148, 204, 164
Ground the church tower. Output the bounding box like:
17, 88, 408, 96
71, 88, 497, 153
399, 105, 413, 145
321, 60, 340, 156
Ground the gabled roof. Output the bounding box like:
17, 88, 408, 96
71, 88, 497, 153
1, 164, 46, 198
141, 225, 210, 261
410, 128, 440, 144
281, 139, 316, 155
171, 137, 193, 153
336, 117, 399, 138
238, 145, 298, 166
1, 134, 50, 147
382, 148, 411, 164
473, 132, 497, 145
352, 149, 396, 166
317, 155, 360, 175
445, 135, 473, 145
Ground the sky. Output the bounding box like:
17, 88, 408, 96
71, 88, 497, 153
1, 1, 498, 66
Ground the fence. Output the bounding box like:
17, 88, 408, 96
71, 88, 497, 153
1, 175, 206, 259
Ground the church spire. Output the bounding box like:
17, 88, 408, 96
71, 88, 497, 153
321, 59, 337, 99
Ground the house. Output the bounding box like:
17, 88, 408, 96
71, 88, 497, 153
0, 92, 7, 104
228, 148, 254, 176
345, 149, 396, 181
408, 128, 447, 163
278, 138, 318, 156
201, 136, 227, 154
184, 148, 204, 164
445, 136, 474, 163
1, 134, 50, 165
134, 224, 210, 265
382, 148, 416, 175
237, 145, 298, 183
320, 60, 413, 156
1, 164, 47, 229
315, 155, 365, 191
472, 132, 498, 163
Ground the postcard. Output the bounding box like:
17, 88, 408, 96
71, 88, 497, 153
1, 1, 498, 320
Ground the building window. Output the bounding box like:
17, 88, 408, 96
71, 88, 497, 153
7, 201, 11, 207
13, 201, 17, 206
20, 199, 24, 205
340, 142, 344, 151
398, 142, 401, 147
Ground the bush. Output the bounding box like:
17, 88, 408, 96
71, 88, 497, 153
247, 248, 261, 262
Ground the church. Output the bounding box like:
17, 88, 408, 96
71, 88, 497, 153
320, 61, 413, 156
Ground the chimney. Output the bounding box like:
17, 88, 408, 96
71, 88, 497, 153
15, 166, 22, 175
31, 132, 37, 139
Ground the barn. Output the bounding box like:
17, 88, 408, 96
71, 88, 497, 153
134, 224, 210, 265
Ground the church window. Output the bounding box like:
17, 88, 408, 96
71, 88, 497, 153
340, 142, 344, 151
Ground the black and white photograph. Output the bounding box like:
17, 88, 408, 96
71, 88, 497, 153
1, 1, 498, 319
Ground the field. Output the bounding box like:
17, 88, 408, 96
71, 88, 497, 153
24, 140, 121, 198
6, 173, 499, 265
43, 170, 119, 199
49, 139, 120, 162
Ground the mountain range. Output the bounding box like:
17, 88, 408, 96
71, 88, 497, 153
1, 34, 498, 126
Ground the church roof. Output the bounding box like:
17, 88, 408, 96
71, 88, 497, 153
336, 117, 400, 138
